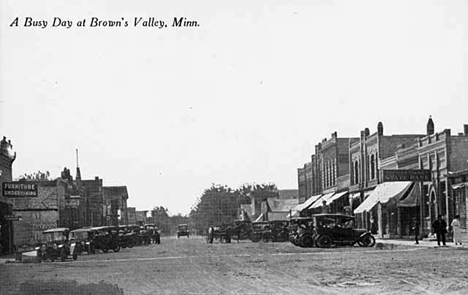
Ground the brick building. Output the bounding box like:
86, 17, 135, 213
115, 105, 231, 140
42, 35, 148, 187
103, 186, 129, 226
295, 132, 357, 216
297, 166, 307, 204
416, 119, 468, 235
350, 122, 424, 232
450, 169, 468, 230
11, 179, 67, 248
81, 176, 104, 227
0, 136, 16, 254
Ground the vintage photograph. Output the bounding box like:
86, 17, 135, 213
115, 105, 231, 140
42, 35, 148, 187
1, 1, 468, 294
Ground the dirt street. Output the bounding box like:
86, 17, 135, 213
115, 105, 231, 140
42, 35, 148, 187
1, 236, 468, 295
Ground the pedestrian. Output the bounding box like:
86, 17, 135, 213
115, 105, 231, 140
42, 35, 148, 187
370, 216, 377, 235
412, 217, 420, 244
432, 215, 447, 246
321, 201, 330, 213
451, 215, 463, 246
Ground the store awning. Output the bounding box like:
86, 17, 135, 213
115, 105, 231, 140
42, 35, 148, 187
294, 194, 322, 212
452, 183, 467, 190
310, 192, 335, 209
398, 183, 420, 207
354, 181, 413, 214
326, 191, 349, 204
349, 192, 361, 199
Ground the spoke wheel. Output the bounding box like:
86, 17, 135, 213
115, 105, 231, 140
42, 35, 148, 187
358, 235, 376, 247
316, 235, 333, 248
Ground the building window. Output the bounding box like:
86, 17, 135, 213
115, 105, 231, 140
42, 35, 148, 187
354, 161, 359, 184
370, 154, 375, 180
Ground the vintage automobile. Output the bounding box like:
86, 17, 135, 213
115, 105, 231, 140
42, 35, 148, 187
312, 214, 376, 248
144, 224, 161, 244
288, 217, 315, 247
36, 228, 78, 262
69, 227, 95, 255
265, 220, 289, 242
251, 221, 271, 242
177, 224, 190, 238
90, 226, 121, 252
118, 225, 137, 248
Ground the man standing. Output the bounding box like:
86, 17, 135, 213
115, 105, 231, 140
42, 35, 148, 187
412, 217, 420, 244
432, 215, 447, 246
321, 201, 330, 213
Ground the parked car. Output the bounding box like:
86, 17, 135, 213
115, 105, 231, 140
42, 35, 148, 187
118, 225, 136, 248
144, 224, 161, 244
70, 227, 95, 255
288, 217, 315, 247
36, 228, 78, 262
251, 221, 271, 242
90, 226, 121, 253
312, 214, 375, 248
177, 224, 190, 238
266, 220, 290, 242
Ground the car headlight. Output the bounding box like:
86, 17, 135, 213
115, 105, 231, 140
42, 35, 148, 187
53, 244, 58, 250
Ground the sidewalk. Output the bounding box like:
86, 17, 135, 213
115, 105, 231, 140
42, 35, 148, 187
376, 238, 466, 249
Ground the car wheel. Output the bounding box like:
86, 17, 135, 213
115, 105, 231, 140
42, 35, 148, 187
72, 253, 78, 260
250, 234, 260, 243
316, 235, 333, 248
301, 235, 314, 247
358, 235, 376, 247
102, 247, 109, 253
61, 249, 67, 262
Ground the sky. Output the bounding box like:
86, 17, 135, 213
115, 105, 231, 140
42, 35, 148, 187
1, 0, 467, 215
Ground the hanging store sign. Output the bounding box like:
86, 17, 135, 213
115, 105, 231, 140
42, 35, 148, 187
382, 169, 431, 182
2, 182, 38, 197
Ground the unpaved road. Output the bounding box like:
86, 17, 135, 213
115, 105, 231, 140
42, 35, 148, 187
2, 236, 468, 295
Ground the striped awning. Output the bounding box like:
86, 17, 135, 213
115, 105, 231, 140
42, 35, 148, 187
354, 182, 413, 214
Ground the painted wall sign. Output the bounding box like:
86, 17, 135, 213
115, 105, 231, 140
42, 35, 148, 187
382, 169, 432, 182
2, 182, 38, 197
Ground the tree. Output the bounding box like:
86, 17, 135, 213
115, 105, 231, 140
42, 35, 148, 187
151, 206, 169, 234
189, 182, 278, 234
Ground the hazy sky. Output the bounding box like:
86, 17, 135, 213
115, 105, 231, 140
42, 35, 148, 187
1, 0, 467, 215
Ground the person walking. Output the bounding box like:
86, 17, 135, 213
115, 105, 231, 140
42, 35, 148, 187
451, 215, 463, 246
432, 215, 447, 246
412, 217, 420, 244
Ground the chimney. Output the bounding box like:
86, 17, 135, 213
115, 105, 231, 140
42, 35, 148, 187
377, 122, 384, 136
427, 116, 435, 135
364, 128, 370, 137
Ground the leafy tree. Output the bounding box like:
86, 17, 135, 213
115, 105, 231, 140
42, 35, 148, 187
189, 182, 278, 234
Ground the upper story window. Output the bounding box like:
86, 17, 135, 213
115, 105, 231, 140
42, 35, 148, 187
354, 161, 359, 184
370, 154, 376, 180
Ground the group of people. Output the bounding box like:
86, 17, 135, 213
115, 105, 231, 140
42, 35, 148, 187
412, 214, 463, 246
